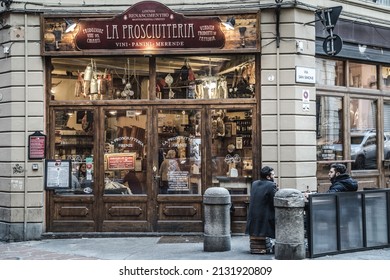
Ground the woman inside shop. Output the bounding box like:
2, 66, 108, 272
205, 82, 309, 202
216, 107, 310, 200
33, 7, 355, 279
78, 163, 87, 183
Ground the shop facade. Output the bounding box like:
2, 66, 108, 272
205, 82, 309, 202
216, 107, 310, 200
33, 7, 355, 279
1, 0, 389, 241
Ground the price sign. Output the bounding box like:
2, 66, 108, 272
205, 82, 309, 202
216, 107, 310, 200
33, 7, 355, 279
29, 131, 46, 160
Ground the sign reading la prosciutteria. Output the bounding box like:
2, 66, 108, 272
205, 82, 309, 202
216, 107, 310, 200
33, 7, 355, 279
74, 1, 225, 50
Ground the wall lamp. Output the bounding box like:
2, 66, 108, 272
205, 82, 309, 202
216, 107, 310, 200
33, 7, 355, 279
64, 19, 77, 33
222, 17, 236, 30
0, 18, 11, 30
0, 0, 13, 9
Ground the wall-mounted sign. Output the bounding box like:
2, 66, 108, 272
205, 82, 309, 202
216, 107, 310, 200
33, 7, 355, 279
105, 153, 136, 170
295, 66, 316, 84
28, 131, 46, 160
45, 160, 71, 189
302, 89, 310, 111
74, 1, 225, 50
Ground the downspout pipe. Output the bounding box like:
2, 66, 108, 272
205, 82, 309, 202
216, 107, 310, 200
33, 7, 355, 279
23, 9, 28, 241
275, 2, 282, 187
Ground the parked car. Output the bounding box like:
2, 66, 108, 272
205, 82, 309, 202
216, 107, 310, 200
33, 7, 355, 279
350, 131, 390, 169
331, 131, 390, 169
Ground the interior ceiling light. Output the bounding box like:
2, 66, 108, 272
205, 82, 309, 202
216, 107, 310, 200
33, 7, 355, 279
64, 19, 77, 33
222, 17, 235, 30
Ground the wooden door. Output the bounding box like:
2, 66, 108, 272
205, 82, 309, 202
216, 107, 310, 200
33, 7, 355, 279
154, 107, 204, 232
46, 108, 99, 232
98, 107, 152, 232
47, 107, 154, 232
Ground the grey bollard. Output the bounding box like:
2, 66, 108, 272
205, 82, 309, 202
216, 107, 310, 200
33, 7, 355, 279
203, 187, 231, 252
274, 188, 306, 260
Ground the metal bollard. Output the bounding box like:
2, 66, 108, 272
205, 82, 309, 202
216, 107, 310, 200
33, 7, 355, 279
203, 187, 231, 252
274, 188, 306, 260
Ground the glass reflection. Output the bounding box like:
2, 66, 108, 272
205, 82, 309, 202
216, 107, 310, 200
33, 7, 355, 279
210, 109, 253, 194
54, 110, 94, 195
156, 55, 255, 99
349, 62, 377, 89
316, 96, 343, 161
157, 109, 201, 195
350, 99, 377, 170
316, 58, 345, 86
50, 57, 150, 101
104, 109, 147, 195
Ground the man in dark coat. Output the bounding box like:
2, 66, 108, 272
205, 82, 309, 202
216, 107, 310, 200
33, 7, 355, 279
327, 163, 358, 192
245, 166, 278, 253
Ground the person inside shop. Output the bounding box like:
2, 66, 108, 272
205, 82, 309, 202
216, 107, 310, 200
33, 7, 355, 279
159, 149, 180, 194
71, 174, 80, 190
123, 170, 142, 194
78, 163, 87, 184
245, 166, 278, 254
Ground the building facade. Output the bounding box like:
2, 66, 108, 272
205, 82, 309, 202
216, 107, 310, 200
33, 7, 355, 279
0, 0, 389, 241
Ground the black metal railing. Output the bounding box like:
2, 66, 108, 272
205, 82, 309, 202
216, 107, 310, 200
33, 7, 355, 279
307, 189, 390, 258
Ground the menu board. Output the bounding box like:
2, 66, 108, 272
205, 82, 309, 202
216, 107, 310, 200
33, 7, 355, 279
45, 160, 71, 189
105, 153, 136, 170
28, 131, 46, 159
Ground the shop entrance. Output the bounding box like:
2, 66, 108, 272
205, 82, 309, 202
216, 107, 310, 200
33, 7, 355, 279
46, 105, 255, 233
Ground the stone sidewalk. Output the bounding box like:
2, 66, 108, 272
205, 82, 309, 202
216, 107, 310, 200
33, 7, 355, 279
1, 235, 390, 260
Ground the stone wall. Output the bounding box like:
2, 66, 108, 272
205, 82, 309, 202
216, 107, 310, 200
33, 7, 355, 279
0, 12, 45, 241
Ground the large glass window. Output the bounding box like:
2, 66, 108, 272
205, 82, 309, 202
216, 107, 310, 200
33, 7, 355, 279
316, 96, 343, 161
350, 99, 377, 169
210, 109, 253, 194
54, 109, 95, 194
381, 66, 390, 91
156, 55, 255, 99
50, 57, 150, 101
157, 109, 201, 194
104, 109, 147, 195
316, 58, 345, 86
349, 62, 377, 89
384, 102, 390, 161
50, 54, 256, 101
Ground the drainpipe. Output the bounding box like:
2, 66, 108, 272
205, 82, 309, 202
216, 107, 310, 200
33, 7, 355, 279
23, 11, 29, 241
275, 1, 282, 187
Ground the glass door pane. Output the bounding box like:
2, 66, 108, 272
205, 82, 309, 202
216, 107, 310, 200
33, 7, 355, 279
316, 96, 343, 161
103, 109, 147, 195
210, 109, 253, 194
54, 109, 95, 195
157, 109, 201, 195
350, 99, 377, 170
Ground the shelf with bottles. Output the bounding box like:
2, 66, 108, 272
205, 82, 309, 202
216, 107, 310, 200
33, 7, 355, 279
234, 119, 252, 134
55, 130, 93, 146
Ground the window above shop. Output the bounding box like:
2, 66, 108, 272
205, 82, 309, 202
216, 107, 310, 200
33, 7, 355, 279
316, 58, 345, 86
50, 54, 256, 101
316, 58, 390, 92
349, 62, 377, 89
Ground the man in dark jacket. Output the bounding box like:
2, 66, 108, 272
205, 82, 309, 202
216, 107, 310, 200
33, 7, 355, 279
327, 163, 358, 192
245, 166, 278, 254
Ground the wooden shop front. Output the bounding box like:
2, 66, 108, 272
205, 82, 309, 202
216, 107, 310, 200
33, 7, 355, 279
44, 1, 261, 234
